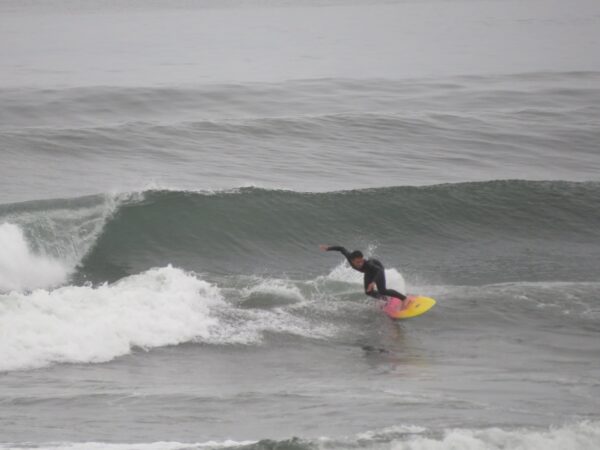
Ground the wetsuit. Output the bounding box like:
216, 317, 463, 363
326, 246, 406, 300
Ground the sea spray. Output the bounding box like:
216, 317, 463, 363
0, 223, 69, 292
0, 192, 135, 291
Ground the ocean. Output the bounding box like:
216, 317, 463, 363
1, 0, 600, 449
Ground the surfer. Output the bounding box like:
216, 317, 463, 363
319, 245, 410, 308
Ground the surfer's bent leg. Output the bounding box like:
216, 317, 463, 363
374, 270, 406, 300
364, 274, 381, 299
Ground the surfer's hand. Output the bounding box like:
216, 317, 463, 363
319, 244, 329, 251
366, 282, 375, 292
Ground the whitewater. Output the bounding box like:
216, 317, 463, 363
2, 0, 600, 448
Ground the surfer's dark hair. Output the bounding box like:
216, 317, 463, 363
349, 250, 363, 259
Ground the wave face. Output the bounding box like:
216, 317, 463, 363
1, 180, 599, 287
57, 180, 600, 285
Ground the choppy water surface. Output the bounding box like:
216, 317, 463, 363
1, 0, 600, 449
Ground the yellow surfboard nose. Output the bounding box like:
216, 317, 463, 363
383, 295, 436, 319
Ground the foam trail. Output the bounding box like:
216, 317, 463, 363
0, 223, 68, 292
0, 266, 224, 372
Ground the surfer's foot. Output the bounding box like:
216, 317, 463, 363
400, 297, 412, 310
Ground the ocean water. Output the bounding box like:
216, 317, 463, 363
1, 0, 600, 449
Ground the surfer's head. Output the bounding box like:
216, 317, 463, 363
349, 250, 365, 269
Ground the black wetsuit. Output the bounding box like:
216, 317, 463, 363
326, 246, 406, 300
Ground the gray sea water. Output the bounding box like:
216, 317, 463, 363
1, 1, 600, 449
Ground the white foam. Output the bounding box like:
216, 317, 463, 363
390, 421, 600, 450
0, 266, 339, 372
0, 265, 224, 372
0, 223, 69, 292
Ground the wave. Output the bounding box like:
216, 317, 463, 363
1, 180, 599, 373
2, 421, 599, 450
1, 180, 599, 288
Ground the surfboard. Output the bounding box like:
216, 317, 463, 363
382, 295, 436, 319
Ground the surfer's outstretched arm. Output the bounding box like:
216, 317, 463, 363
319, 245, 353, 265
